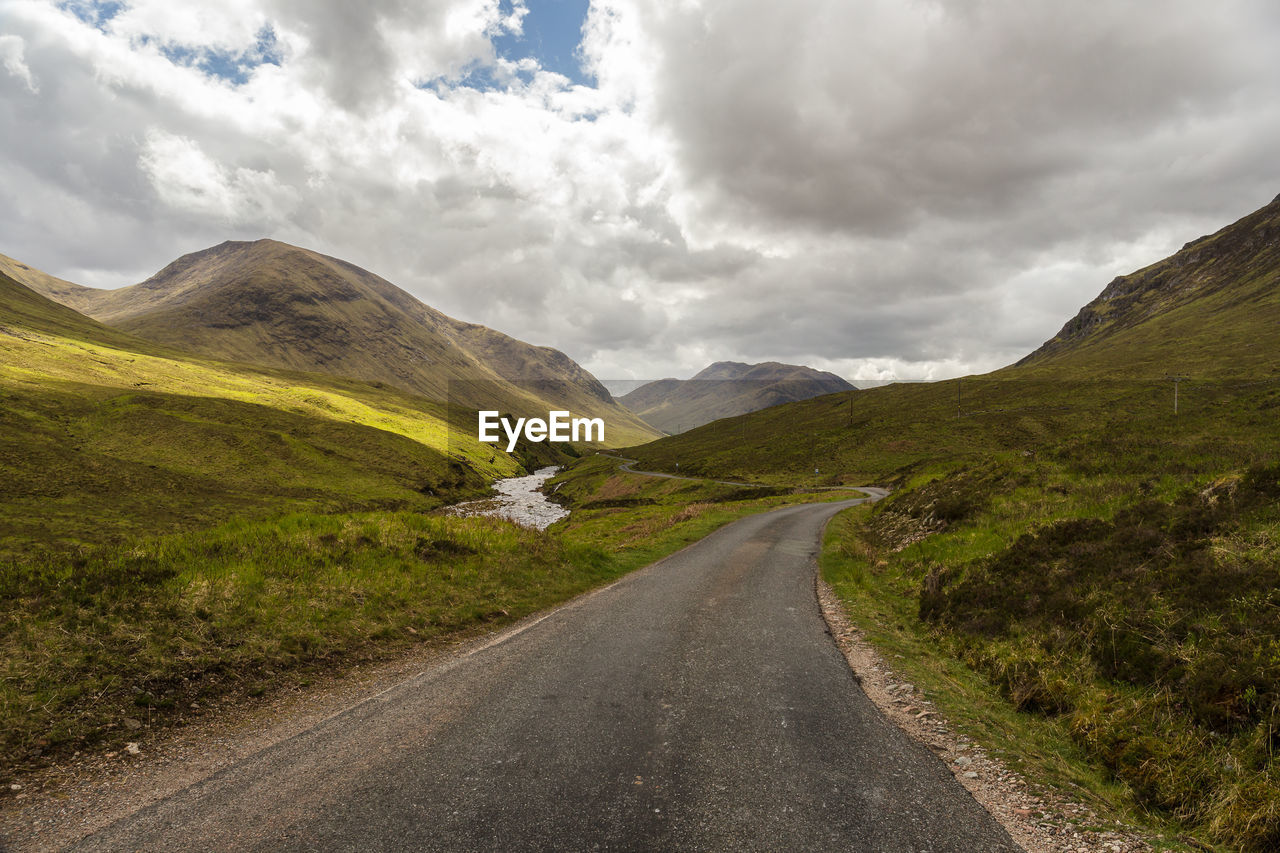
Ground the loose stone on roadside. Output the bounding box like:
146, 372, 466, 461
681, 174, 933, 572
816, 577, 1158, 853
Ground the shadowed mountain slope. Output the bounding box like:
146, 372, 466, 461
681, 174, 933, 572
11, 240, 657, 446
0, 252, 104, 316
618, 361, 854, 434
0, 263, 152, 352
1016, 192, 1280, 378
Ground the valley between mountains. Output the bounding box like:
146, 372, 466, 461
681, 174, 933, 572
3, 193, 1280, 851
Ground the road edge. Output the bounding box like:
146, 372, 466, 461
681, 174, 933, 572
813, 516, 1155, 853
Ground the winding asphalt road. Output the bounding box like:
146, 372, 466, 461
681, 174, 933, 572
72, 498, 1017, 852
596, 452, 890, 499
597, 452, 769, 488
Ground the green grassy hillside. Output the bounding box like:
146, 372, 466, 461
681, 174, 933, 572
0, 270, 520, 557
0, 253, 660, 791
6, 240, 657, 447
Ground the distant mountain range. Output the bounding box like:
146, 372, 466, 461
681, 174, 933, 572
1016, 192, 1280, 377
0, 240, 657, 446
617, 361, 855, 434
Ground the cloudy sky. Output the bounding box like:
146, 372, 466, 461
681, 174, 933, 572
3, 0, 1279, 381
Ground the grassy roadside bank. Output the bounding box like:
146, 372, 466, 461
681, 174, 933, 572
820, 504, 1196, 852
0, 455, 846, 782
821, 451, 1280, 852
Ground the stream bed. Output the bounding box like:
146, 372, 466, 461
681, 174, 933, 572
445, 466, 568, 531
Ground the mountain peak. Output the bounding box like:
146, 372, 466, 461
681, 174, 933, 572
692, 361, 752, 381
621, 360, 854, 433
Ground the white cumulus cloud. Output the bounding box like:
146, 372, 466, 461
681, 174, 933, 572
0, 34, 38, 93
139, 129, 299, 226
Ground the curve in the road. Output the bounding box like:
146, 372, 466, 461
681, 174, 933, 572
597, 451, 891, 500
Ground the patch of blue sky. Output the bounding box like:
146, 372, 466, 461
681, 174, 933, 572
417, 60, 558, 102
418, 0, 592, 94
58, 0, 125, 32
452, 62, 519, 93
155, 25, 283, 86
59, 2, 281, 86
492, 0, 594, 87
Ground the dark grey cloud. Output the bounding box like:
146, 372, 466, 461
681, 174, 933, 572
647, 0, 1277, 239
262, 0, 497, 110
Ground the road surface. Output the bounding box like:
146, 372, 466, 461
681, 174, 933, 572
597, 452, 769, 487
72, 498, 1017, 852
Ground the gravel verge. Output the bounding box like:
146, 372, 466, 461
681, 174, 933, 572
816, 576, 1159, 853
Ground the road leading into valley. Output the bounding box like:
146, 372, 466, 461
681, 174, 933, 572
596, 451, 893, 500
597, 452, 769, 487
72, 497, 1016, 852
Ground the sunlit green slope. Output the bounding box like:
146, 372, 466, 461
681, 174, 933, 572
0, 271, 519, 557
